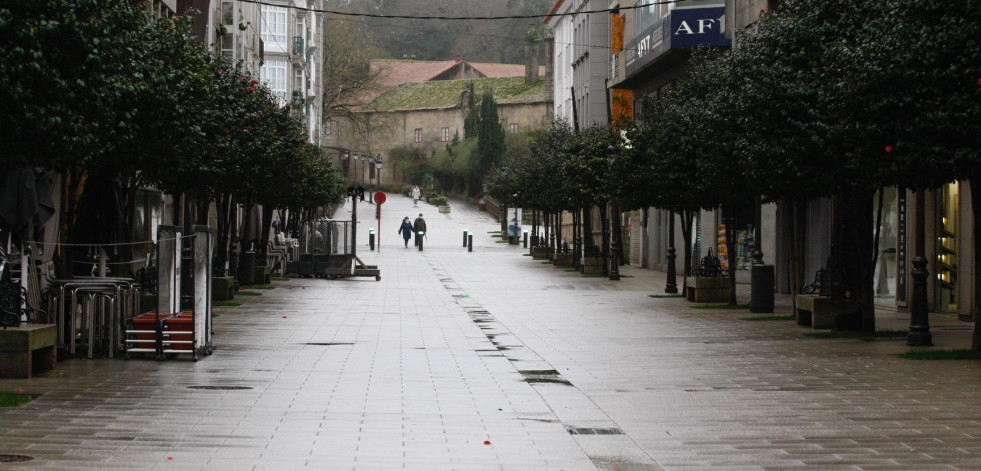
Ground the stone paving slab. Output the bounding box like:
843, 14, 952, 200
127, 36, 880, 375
1, 194, 979, 470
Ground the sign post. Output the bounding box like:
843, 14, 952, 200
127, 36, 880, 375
374, 192, 387, 252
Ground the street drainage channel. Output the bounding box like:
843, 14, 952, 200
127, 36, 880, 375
433, 264, 663, 470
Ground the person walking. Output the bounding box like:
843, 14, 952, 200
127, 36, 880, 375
397, 217, 414, 247
410, 185, 422, 207
413, 213, 427, 247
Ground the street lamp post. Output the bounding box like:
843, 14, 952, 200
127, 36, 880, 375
341, 150, 350, 181
665, 211, 678, 293
375, 154, 383, 189
908, 188, 933, 346
361, 153, 367, 185
352, 151, 359, 184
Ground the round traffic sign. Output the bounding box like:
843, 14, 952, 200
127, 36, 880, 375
374, 191, 387, 204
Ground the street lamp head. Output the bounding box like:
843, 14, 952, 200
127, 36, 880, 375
375, 154, 383, 169
352, 151, 359, 159
342, 150, 350, 160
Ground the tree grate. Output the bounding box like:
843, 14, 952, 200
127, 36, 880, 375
566, 427, 624, 435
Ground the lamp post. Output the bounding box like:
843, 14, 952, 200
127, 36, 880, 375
361, 153, 367, 185
341, 150, 350, 181
352, 151, 359, 184
908, 188, 933, 346
375, 154, 383, 189
665, 211, 678, 293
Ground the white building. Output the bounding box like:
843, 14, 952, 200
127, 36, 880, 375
544, 0, 611, 129
259, 0, 325, 145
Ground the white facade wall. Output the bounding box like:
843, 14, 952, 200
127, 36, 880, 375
548, 0, 610, 129
259, 0, 324, 144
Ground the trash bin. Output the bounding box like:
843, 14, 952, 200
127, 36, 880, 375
238, 250, 255, 285
750, 264, 774, 313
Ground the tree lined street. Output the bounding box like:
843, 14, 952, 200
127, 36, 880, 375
1, 194, 979, 470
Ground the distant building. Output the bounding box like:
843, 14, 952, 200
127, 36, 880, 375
323, 58, 552, 187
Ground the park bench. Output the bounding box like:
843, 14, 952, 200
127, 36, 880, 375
794, 268, 861, 329
686, 249, 730, 303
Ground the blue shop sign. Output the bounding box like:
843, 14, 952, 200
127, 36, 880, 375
624, 6, 728, 76
669, 6, 728, 48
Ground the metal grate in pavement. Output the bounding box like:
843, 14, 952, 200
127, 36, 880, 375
187, 386, 253, 390
566, 427, 623, 435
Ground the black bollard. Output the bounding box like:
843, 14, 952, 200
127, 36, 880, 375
418, 231, 424, 252
463, 230, 468, 247
468, 234, 473, 252
369, 230, 375, 251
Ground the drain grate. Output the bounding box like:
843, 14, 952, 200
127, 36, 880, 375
302, 342, 355, 346
187, 385, 253, 390
567, 427, 623, 435
520, 370, 571, 385
0, 454, 35, 463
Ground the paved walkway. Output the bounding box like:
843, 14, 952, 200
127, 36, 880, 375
1, 193, 979, 470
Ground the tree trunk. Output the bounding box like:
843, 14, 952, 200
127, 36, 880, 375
833, 187, 876, 331
600, 203, 609, 276
971, 179, 981, 350
679, 209, 695, 298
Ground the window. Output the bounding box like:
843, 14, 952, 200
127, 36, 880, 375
324, 120, 332, 136
260, 60, 287, 103
261, 5, 287, 45
509, 123, 519, 133
414, 128, 423, 143
441, 127, 449, 142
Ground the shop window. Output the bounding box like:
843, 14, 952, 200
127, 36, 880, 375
718, 202, 755, 270
936, 182, 959, 312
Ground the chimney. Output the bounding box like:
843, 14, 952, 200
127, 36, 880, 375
524, 27, 542, 85
544, 27, 554, 96
455, 55, 461, 63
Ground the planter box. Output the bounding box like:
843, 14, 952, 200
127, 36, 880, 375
531, 247, 549, 260
685, 277, 730, 303
0, 324, 57, 378
553, 253, 573, 267
582, 257, 603, 275
212, 276, 235, 301
438, 205, 451, 213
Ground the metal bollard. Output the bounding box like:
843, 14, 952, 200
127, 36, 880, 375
418, 231, 424, 251
463, 230, 468, 247
468, 234, 473, 252
369, 229, 375, 251
523, 231, 528, 248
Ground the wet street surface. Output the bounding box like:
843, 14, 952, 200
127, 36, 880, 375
1, 194, 980, 470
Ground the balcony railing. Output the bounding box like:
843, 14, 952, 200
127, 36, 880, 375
292, 36, 304, 56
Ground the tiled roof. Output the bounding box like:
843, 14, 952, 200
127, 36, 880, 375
348, 59, 549, 112
364, 76, 549, 112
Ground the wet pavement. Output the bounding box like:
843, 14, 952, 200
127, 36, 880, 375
1, 194, 980, 470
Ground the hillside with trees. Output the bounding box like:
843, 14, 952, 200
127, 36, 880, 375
327, 0, 554, 63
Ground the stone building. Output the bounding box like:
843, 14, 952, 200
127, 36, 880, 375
323, 57, 552, 189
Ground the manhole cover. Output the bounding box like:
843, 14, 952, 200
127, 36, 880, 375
186, 386, 253, 390
0, 454, 35, 463
567, 427, 623, 435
